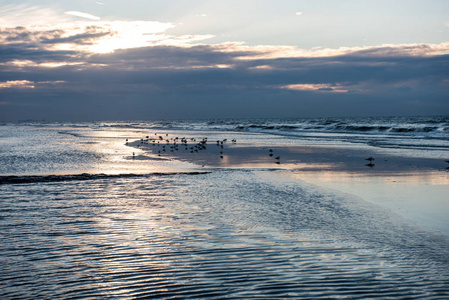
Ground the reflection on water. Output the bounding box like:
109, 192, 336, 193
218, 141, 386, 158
293, 169, 449, 234
0, 125, 200, 176
1, 123, 449, 298
1, 171, 448, 298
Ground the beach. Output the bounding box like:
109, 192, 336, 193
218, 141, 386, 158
1, 118, 449, 298
2, 0, 448, 297
128, 128, 449, 235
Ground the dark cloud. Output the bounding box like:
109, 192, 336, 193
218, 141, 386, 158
0, 25, 111, 44
40, 31, 111, 45
1, 24, 448, 121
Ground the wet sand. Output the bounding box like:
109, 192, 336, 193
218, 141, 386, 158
127, 131, 448, 171
128, 131, 449, 234
2, 126, 449, 299
3, 171, 448, 299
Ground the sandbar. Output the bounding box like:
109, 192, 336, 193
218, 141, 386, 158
127, 130, 449, 234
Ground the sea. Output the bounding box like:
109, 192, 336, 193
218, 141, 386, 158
1, 116, 449, 299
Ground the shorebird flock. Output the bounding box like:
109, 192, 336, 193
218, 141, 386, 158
126, 135, 449, 169
127, 133, 284, 164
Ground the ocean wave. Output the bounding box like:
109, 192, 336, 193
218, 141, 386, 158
390, 126, 439, 133
231, 116, 449, 138
3, 117, 449, 154
0, 172, 210, 185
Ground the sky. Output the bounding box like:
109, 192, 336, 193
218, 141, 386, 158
0, 0, 448, 121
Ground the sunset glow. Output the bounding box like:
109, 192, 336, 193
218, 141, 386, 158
0, 1, 448, 120
1, 2, 449, 298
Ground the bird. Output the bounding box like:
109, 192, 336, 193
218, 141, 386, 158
365, 157, 374, 162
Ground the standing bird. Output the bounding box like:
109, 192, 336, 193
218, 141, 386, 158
365, 157, 375, 167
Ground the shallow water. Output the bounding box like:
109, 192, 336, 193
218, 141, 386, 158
0, 125, 197, 175
1, 121, 449, 298
1, 171, 449, 299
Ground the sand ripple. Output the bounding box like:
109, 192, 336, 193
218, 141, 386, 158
1, 171, 448, 299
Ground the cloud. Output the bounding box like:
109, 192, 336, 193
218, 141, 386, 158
282, 83, 348, 93
0, 21, 198, 54
65, 11, 101, 21
1, 22, 447, 74
0, 80, 65, 89
0, 20, 448, 120
0, 80, 35, 89
0, 5, 71, 27
2, 16, 447, 58
226, 42, 449, 60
